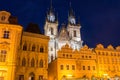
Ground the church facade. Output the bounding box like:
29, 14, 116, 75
0, 2, 120, 80
44, 3, 83, 63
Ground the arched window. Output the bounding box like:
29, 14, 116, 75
40, 46, 44, 53
39, 59, 43, 68
22, 58, 26, 66
50, 27, 53, 35
23, 43, 27, 51
31, 58, 35, 67
0, 50, 7, 62
32, 45, 35, 51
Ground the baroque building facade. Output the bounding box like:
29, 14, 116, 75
48, 44, 120, 80
0, 1, 120, 80
0, 11, 49, 80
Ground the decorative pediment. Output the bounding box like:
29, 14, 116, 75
80, 44, 89, 50
96, 44, 104, 49
61, 43, 71, 49
83, 45, 88, 49
0, 11, 11, 24
116, 46, 120, 50
107, 45, 114, 50
59, 43, 73, 52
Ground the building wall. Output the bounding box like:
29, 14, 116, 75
15, 32, 49, 80
48, 44, 120, 80
0, 23, 23, 80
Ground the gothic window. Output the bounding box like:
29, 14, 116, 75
22, 58, 26, 67
32, 45, 35, 51
72, 65, 75, 70
3, 30, 10, 39
0, 50, 7, 62
23, 43, 27, 51
40, 46, 44, 53
73, 30, 76, 37
39, 59, 43, 68
50, 27, 53, 35
31, 58, 35, 67
19, 75, 24, 80
66, 65, 69, 70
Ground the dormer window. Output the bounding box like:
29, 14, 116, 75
3, 30, 10, 39
1, 16, 6, 21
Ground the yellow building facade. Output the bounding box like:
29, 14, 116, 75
0, 11, 49, 80
48, 44, 120, 80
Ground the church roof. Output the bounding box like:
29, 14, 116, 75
58, 24, 70, 41
25, 23, 41, 34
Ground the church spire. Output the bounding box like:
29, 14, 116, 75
46, 0, 56, 22
68, 2, 76, 25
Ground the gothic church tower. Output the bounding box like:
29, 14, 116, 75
67, 4, 83, 50
44, 0, 58, 63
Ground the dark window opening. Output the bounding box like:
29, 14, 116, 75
3, 31, 9, 39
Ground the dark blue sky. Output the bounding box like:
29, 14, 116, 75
1, 0, 120, 48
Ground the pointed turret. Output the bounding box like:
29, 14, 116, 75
68, 2, 76, 25
46, 0, 57, 23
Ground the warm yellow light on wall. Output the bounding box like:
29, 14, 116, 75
67, 74, 73, 77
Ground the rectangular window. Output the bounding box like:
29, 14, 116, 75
83, 66, 85, 70
73, 30, 76, 37
60, 65, 63, 70
19, 75, 24, 80
66, 65, 69, 70
88, 66, 90, 70
3, 31, 10, 39
0, 50, 7, 62
72, 65, 75, 70
39, 75, 43, 80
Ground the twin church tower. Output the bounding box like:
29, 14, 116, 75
44, 1, 83, 63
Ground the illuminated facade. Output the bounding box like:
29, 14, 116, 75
0, 11, 49, 80
44, 2, 83, 63
48, 44, 120, 80
0, 2, 120, 80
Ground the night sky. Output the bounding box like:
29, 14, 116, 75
1, 0, 120, 48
